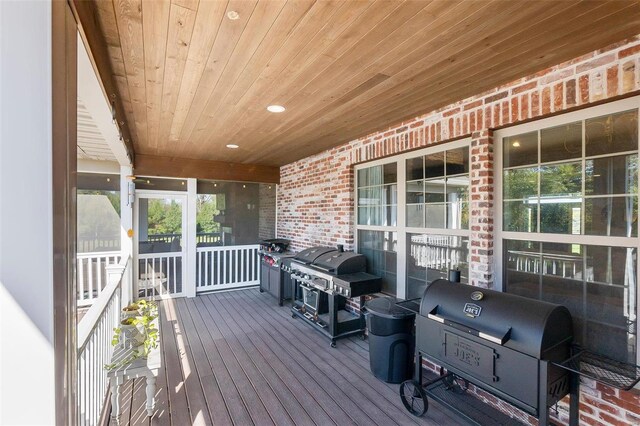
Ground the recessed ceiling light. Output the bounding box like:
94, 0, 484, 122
512, 141, 520, 147
226, 144, 239, 149
227, 10, 240, 20
267, 105, 286, 113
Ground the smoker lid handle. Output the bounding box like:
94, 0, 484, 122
427, 309, 512, 346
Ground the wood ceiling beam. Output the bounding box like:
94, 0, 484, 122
70, 0, 135, 163
134, 154, 280, 184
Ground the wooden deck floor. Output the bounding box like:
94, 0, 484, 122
109, 288, 462, 426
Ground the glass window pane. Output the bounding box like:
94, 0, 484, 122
447, 202, 468, 230
382, 184, 398, 205
425, 204, 446, 228
540, 162, 581, 197
406, 157, 423, 181
357, 168, 368, 188
446, 148, 469, 175
358, 186, 381, 206
503, 167, 538, 200
77, 173, 121, 253
504, 240, 638, 363
407, 234, 469, 299
585, 196, 637, 237
406, 180, 423, 204
407, 204, 424, 228
359, 205, 383, 226
446, 175, 469, 202
382, 205, 397, 227
540, 243, 584, 321
504, 240, 541, 299
139, 198, 183, 254
586, 109, 638, 157
425, 153, 445, 178
196, 181, 273, 245
503, 131, 538, 168
358, 230, 397, 295
406, 233, 428, 299
586, 154, 638, 195
425, 178, 445, 203
540, 199, 581, 234
540, 121, 582, 163
383, 162, 397, 184
504, 200, 538, 232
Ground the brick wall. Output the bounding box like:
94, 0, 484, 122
258, 184, 276, 240
278, 36, 640, 425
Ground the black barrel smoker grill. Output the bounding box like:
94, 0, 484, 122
399, 280, 574, 425
398, 280, 640, 425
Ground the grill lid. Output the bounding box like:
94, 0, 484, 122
293, 246, 336, 264
312, 251, 366, 274
420, 280, 573, 358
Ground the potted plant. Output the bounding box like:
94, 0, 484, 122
122, 303, 141, 319
105, 300, 160, 371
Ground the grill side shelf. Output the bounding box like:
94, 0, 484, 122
395, 298, 421, 314
554, 350, 640, 391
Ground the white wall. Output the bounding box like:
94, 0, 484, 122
0, 1, 56, 425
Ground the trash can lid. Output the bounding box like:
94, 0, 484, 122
365, 297, 416, 319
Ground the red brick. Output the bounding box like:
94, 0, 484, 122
622, 60, 637, 93
443, 107, 460, 117
511, 96, 519, 122
464, 99, 483, 110
519, 94, 529, 119
565, 79, 576, 106
554, 82, 564, 111
576, 53, 616, 73
531, 90, 540, 117
579, 74, 590, 104
484, 90, 508, 103
511, 81, 537, 95
619, 43, 640, 59
607, 65, 619, 97
542, 87, 551, 115
501, 100, 509, 125
541, 68, 573, 85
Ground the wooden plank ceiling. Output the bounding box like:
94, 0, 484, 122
80, 0, 640, 168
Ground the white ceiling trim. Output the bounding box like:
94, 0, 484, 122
77, 33, 131, 166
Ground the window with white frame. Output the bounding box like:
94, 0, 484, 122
355, 140, 471, 299
496, 97, 639, 363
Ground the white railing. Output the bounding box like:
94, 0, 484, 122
196, 244, 260, 292
78, 238, 120, 253
146, 232, 222, 244
77, 256, 131, 426
77, 251, 122, 307
137, 252, 183, 299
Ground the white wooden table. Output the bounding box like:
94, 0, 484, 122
107, 320, 161, 420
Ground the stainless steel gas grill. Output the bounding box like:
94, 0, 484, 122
289, 246, 381, 347
398, 279, 575, 425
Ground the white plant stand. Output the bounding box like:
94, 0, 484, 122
107, 319, 161, 420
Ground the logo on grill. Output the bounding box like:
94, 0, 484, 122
464, 303, 482, 318
470, 291, 484, 301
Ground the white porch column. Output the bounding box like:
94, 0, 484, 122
120, 165, 134, 258
186, 178, 198, 297
120, 166, 134, 305
0, 1, 56, 424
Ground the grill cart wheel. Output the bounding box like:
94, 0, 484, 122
443, 374, 468, 394
400, 380, 428, 417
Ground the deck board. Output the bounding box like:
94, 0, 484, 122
108, 288, 462, 426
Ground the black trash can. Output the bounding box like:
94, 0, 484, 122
364, 297, 416, 384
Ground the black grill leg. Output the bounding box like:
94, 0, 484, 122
415, 352, 423, 386
569, 372, 579, 426
538, 361, 549, 426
